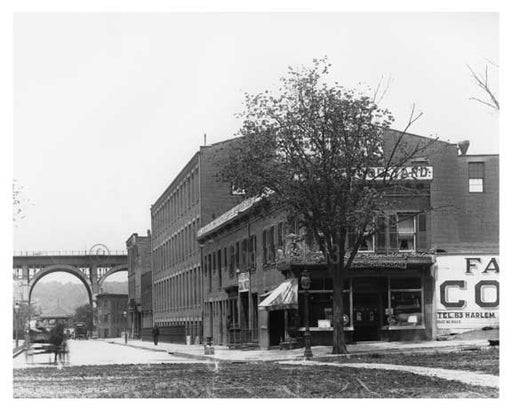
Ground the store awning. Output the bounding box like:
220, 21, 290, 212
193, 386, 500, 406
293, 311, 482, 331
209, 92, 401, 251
258, 279, 298, 311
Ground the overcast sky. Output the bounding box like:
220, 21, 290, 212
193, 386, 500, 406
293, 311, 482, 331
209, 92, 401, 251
13, 12, 499, 252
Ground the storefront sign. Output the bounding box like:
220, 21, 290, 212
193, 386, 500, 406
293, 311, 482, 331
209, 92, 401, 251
238, 272, 250, 293
356, 166, 433, 181
436, 255, 499, 332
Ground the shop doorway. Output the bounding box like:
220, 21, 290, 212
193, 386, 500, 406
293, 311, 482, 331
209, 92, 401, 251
353, 292, 381, 341
268, 310, 285, 346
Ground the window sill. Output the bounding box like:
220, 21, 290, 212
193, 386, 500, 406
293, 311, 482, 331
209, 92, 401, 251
298, 327, 354, 332
382, 325, 426, 330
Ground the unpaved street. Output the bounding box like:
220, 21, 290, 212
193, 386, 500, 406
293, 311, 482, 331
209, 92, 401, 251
13, 339, 205, 368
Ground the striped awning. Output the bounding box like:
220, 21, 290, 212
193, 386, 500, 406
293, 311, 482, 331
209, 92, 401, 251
258, 279, 298, 311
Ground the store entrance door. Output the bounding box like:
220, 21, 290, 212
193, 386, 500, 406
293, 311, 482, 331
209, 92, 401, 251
353, 292, 380, 341
268, 310, 285, 346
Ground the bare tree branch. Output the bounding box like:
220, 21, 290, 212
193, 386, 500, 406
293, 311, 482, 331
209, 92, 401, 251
467, 63, 499, 111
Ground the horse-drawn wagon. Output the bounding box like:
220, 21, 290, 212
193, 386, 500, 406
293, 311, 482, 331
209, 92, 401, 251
25, 320, 69, 364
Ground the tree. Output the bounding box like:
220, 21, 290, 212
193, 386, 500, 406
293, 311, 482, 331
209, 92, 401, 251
467, 61, 499, 111
13, 302, 36, 339
220, 58, 438, 354
73, 304, 94, 331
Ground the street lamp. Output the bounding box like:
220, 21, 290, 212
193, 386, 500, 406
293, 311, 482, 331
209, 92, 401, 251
14, 302, 20, 348
123, 311, 127, 344
300, 269, 313, 360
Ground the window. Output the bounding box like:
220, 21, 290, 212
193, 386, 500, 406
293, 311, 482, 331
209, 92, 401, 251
468, 162, 484, 192
235, 242, 240, 270
396, 214, 415, 250
228, 245, 235, 277
249, 235, 256, 268
217, 249, 222, 289
277, 222, 284, 248
376, 213, 417, 252
347, 229, 374, 251
207, 254, 212, 292
388, 276, 423, 327
241, 238, 248, 269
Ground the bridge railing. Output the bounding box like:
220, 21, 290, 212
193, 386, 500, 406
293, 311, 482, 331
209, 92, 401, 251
13, 250, 128, 257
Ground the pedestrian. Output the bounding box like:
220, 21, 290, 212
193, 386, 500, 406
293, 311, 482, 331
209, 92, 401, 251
152, 324, 160, 346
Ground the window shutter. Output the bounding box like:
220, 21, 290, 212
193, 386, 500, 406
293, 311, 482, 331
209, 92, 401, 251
347, 228, 356, 250
270, 226, 275, 261
262, 229, 267, 263
388, 215, 398, 251
416, 213, 429, 251
375, 216, 387, 252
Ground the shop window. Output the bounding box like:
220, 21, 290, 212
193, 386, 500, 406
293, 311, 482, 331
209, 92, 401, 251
468, 162, 484, 192
388, 276, 423, 327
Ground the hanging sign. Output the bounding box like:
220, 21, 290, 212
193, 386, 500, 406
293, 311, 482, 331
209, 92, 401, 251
238, 272, 250, 293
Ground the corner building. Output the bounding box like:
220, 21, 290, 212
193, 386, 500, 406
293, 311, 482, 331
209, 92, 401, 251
150, 139, 242, 343
197, 132, 499, 348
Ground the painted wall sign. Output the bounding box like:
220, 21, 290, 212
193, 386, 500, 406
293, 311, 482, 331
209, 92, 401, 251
436, 255, 499, 332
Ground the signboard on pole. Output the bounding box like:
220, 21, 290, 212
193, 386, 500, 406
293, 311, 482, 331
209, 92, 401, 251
436, 255, 499, 332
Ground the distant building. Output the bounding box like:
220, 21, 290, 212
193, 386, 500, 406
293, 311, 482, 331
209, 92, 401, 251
126, 232, 152, 338
96, 293, 128, 338
140, 270, 153, 341
36, 305, 73, 329
150, 139, 243, 343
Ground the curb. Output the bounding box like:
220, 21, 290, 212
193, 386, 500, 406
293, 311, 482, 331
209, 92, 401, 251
104, 339, 493, 364
312, 343, 492, 361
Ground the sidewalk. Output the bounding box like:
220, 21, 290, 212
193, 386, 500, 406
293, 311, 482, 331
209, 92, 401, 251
103, 337, 493, 363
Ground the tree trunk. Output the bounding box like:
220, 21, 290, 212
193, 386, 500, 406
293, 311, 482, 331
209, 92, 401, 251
331, 261, 348, 354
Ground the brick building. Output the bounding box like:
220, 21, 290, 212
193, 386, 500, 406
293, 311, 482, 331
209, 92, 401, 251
197, 134, 499, 348
140, 270, 153, 341
96, 293, 129, 339
150, 139, 243, 343
126, 232, 152, 338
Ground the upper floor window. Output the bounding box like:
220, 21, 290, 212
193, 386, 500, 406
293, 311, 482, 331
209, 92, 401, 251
468, 162, 484, 192
375, 213, 417, 252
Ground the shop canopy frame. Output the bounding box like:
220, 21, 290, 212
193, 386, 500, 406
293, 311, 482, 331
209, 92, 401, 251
258, 278, 298, 311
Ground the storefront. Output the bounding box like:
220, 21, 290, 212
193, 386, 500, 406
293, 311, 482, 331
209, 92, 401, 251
258, 255, 435, 347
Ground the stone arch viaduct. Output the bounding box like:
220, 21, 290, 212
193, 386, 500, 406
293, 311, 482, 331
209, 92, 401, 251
13, 251, 128, 309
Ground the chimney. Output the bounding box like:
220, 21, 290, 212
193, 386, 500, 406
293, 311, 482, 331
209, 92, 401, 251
457, 140, 470, 156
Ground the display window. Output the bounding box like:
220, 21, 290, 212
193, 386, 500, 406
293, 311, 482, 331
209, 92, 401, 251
387, 275, 423, 327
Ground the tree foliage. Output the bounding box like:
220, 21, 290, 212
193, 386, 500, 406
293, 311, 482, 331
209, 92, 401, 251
221, 58, 438, 353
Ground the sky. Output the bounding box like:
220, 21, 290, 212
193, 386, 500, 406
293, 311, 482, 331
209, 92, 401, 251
12, 12, 499, 252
